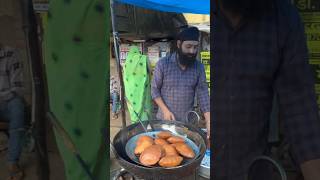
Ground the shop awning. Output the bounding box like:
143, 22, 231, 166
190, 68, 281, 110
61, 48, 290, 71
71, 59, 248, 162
115, 0, 210, 14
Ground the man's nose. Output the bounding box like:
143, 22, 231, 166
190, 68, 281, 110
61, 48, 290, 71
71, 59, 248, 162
189, 48, 197, 54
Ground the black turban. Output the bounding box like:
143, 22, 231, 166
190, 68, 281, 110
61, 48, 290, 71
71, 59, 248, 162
177, 26, 200, 41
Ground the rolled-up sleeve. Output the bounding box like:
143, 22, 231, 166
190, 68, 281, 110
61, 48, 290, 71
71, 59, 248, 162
151, 60, 164, 99
275, 7, 320, 164
196, 63, 210, 113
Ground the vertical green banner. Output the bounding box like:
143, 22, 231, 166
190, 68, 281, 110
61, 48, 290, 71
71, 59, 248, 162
45, 1, 109, 179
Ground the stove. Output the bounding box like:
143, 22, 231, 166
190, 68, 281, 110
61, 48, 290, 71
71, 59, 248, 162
110, 120, 210, 180
110, 153, 209, 180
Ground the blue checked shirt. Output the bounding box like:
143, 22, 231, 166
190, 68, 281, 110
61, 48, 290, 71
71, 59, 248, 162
213, 1, 320, 180
151, 52, 210, 122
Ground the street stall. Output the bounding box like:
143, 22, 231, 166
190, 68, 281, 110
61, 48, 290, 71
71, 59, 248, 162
110, 0, 210, 179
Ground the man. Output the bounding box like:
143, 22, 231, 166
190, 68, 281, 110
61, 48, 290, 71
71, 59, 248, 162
151, 27, 210, 139
213, 0, 320, 180
0, 45, 25, 180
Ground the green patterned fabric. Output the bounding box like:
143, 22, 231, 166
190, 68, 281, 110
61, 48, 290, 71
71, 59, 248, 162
44, 0, 109, 179
123, 46, 152, 123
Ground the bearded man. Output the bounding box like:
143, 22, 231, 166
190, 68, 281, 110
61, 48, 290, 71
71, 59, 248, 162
213, 0, 320, 179
151, 26, 210, 139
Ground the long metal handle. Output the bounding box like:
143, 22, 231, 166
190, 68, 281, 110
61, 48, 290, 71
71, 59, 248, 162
127, 96, 156, 131
246, 155, 287, 180
186, 110, 200, 125
47, 112, 96, 180
124, 97, 148, 132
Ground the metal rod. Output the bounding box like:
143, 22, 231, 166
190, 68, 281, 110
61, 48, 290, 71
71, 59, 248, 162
47, 112, 96, 180
124, 97, 148, 132
110, 0, 127, 128
19, 1, 50, 179
246, 156, 287, 180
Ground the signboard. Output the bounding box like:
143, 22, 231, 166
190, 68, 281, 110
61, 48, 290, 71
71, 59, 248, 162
200, 51, 210, 93
295, 0, 320, 108
147, 46, 160, 69
119, 43, 143, 66
309, 59, 320, 105
33, 3, 49, 12
146, 42, 170, 77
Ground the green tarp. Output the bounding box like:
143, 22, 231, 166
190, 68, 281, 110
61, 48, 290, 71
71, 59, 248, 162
123, 46, 152, 123
45, 0, 108, 179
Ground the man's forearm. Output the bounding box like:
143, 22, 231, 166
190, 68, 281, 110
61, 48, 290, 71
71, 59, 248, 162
154, 97, 170, 113
203, 112, 210, 122
203, 112, 210, 140
301, 159, 320, 180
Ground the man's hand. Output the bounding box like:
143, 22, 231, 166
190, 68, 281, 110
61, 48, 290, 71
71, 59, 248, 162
301, 159, 320, 180
163, 110, 175, 121
206, 118, 210, 139
204, 112, 210, 139
154, 97, 175, 120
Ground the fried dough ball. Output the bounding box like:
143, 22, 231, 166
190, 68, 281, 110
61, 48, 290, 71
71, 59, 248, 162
162, 144, 178, 156
174, 143, 195, 159
167, 136, 185, 144
154, 138, 169, 146
159, 155, 183, 167
139, 145, 164, 166
157, 131, 172, 139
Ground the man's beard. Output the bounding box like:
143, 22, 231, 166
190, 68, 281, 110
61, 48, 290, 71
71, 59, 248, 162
177, 48, 197, 67
220, 0, 273, 18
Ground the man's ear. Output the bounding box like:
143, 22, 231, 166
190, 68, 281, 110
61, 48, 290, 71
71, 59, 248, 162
177, 40, 182, 49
